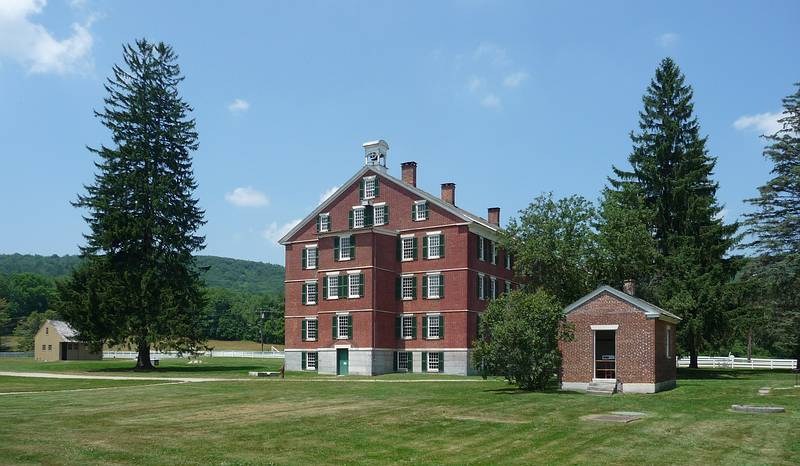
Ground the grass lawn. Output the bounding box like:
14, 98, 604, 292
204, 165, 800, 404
0, 360, 798, 465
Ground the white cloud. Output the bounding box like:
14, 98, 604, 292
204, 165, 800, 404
466, 76, 484, 93
318, 185, 339, 205
224, 187, 269, 207
503, 71, 529, 88
733, 112, 784, 136
657, 32, 679, 48
0, 0, 95, 75
473, 42, 510, 67
262, 219, 301, 244
481, 93, 501, 109
227, 98, 250, 113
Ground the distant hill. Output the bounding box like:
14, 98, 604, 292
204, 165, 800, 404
0, 254, 284, 295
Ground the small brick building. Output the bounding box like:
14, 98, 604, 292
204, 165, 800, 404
560, 283, 681, 393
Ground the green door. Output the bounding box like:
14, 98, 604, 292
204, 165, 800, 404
337, 348, 349, 375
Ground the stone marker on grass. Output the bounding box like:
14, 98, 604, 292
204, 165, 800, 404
581, 412, 645, 423
731, 405, 785, 414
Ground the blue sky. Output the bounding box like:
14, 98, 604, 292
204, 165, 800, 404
0, 0, 798, 265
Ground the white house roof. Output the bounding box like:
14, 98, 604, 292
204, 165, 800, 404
563, 286, 682, 323
46, 320, 80, 342
278, 165, 502, 245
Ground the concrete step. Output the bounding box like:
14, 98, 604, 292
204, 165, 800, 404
586, 381, 617, 395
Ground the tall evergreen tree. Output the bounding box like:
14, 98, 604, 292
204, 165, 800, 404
58, 40, 206, 369
743, 82, 800, 359
609, 58, 738, 367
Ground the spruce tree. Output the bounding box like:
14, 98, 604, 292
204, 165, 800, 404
58, 40, 206, 369
610, 58, 738, 367
743, 83, 800, 359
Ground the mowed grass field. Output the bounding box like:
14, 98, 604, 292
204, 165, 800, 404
0, 358, 798, 465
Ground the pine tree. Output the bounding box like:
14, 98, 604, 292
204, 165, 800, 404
610, 58, 738, 367
743, 82, 800, 359
0, 299, 10, 351
58, 40, 206, 369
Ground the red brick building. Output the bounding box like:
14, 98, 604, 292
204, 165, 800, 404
560, 282, 681, 393
279, 140, 516, 375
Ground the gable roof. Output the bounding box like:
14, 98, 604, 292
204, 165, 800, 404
44, 320, 81, 342
564, 286, 682, 323
278, 165, 502, 244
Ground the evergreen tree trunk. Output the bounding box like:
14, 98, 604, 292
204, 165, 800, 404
689, 332, 698, 369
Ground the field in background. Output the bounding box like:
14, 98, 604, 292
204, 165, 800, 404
0, 359, 798, 465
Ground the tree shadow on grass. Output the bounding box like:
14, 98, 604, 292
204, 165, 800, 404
677, 368, 793, 380
91, 364, 268, 374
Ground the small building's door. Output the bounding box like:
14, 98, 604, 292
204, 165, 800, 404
60, 342, 68, 361
594, 330, 616, 379
337, 348, 349, 375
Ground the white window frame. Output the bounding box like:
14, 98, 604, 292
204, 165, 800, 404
490, 276, 497, 299
665, 327, 671, 358
327, 274, 339, 300
401, 275, 415, 300
478, 236, 485, 261
426, 233, 441, 259
348, 272, 361, 298
339, 235, 352, 261
305, 245, 318, 269
305, 318, 318, 341
414, 200, 427, 221
306, 351, 317, 370
505, 281, 512, 294
363, 176, 377, 200
401, 236, 415, 262
427, 273, 442, 299
505, 252, 512, 270
478, 273, 485, 300
427, 352, 440, 371
373, 202, 386, 226
352, 206, 366, 229
305, 281, 318, 305
427, 314, 441, 339
491, 242, 498, 264
401, 314, 414, 339
319, 213, 330, 233
337, 314, 350, 340
397, 351, 409, 371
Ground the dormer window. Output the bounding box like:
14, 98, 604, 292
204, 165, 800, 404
413, 200, 428, 221
360, 176, 379, 200
317, 213, 330, 233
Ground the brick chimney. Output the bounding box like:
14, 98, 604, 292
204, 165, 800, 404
401, 161, 417, 187
441, 183, 455, 205
622, 279, 636, 296
488, 207, 500, 226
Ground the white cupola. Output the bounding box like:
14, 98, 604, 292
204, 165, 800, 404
363, 139, 389, 171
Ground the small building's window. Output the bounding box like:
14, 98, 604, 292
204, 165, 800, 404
348, 273, 363, 298
413, 200, 428, 221
303, 246, 318, 269
339, 236, 352, 261
306, 351, 317, 370
401, 275, 416, 300
426, 274, 443, 299
401, 236, 416, 261
45, 327, 48, 335
303, 281, 317, 305
427, 352, 440, 371
373, 203, 388, 226
397, 351, 409, 371
402, 315, 415, 339
427, 315, 441, 339
327, 275, 339, 299
48, 345, 52, 351
42, 344, 46, 351
318, 213, 330, 233
477, 273, 486, 300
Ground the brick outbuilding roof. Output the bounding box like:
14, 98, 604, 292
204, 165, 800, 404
564, 286, 682, 323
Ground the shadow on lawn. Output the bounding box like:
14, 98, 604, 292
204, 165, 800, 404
91, 364, 268, 374
677, 368, 794, 380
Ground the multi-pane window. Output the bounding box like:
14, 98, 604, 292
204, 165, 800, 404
303, 282, 317, 305
477, 273, 485, 300
490, 277, 497, 299
402, 315, 415, 339
327, 275, 339, 299
363, 176, 376, 199
339, 236, 352, 260
413, 201, 428, 221
427, 274, 442, 299
427, 234, 441, 259
337, 314, 350, 339
353, 207, 365, 229
397, 351, 409, 371
373, 204, 387, 226
318, 213, 330, 233
302, 318, 318, 341
427, 315, 441, 339
505, 281, 512, 294
306, 351, 317, 370
303, 246, 317, 269
348, 273, 362, 298
427, 352, 440, 371
401, 276, 415, 300
477, 236, 485, 261
491, 242, 498, 264
505, 252, 512, 270
401, 237, 415, 261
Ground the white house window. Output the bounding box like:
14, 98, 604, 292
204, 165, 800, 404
491, 242, 498, 264
402, 315, 415, 339
353, 207, 365, 229
427, 274, 442, 299
427, 352, 440, 371
505, 281, 512, 294
339, 236, 351, 261
401, 276, 415, 300
363, 176, 376, 199
304, 282, 317, 305
427, 315, 441, 339
397, 351, 409, 371
505, 252, 512, 270
305, 246, 318, 269
305, 319, 318, 341
666, 328, 671, 358
327, 275, 339, 299
478, 273, 485, 300
477, 236, 485, 261
374, 204, 387, 226
401, 237, 415, 261
337, 314, 350, 339
348, 273, 362, 298
318, 213, 330, 233
427, 234, 441, 259
490, 277, 497, 299
413, 200, 428, 221
306, 352, 317, 370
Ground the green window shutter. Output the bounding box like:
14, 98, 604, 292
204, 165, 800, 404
384, 204, 390, 224
395, 276, 401, 299
439, 275, 445, 299
332, 315, 338, 338
301, 284, 307, 305
422, 352, 428, 372
407, 352, 413, 373
359, 179, 365, 200
365, 205, 373, 227
412, 237, 418, 260
476, 274, 481, 299
302, 352, 307, 370
422, 275, 428, 300
323, 277, 328, 300
338, 275, 347, 298
439, 234, 445, 257
477, 236, 482, 259
358, 273, 364, 297
350, 235, 356, 259
424, 202, 429, 219
348, 210, 354, 229
411, 315, 417, 339
316, 215, 321, 233
301, 319, 307, 341
374, 177, 380, 196
347, 315, 353, 339
485, 275, 491, 299
412, 204, 416, 220
411, 276, 417, 299
440, 315, 445, 338
422, 315, 428, 340
301, 248, 307, 270
439, 352, 444, 373
395, 315, 401, 338
396, 237, 402, 261
334, 237, 340, 261
422, 236, 429, 259
393, 351, 398, 372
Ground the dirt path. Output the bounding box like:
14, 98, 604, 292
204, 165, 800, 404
0, 371, 248, 383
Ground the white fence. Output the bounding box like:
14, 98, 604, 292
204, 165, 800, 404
103, 349, 284, 360
677, 355, 797, 370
